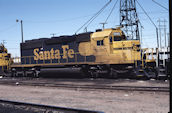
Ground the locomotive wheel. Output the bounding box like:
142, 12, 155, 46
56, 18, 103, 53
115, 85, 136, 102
23, 71, 27, 77
108, 68, 118, 79
36, 70, 40, 78
80, 65, 92, 78
154, 67, 159, 79
32, 71, 35, 77
128, 69, 137, 79
90, 71, 99, 79
80, 68, 89, 78
11, 71, 17, 77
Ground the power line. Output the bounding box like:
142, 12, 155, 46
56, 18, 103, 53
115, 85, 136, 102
7, 48, 19, 49
85, 0, 112, 31
152, 0, 168, 11
25, 13, 95, 23
138, 11, 168, 14
0, 24, 17, 33
136, 0, 159, 48
75, 0, 112, 34
136, 0, 157, 28
104, 0, 119, 24
142, 37, 157, 39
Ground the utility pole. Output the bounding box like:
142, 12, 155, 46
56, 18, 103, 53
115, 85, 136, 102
16, 19, 24, 43
100, 22, 107, 30
163, 19, 167, 47
21, 20, 24, 43
84, 27, 87, 32
50, 33, 56, 37
157, 19, 167, 48
157, 19, 166, 60
167, 33, 170, 47
2, 40, 6, 45
157, 19, 162, 48
140, 26, 144, 45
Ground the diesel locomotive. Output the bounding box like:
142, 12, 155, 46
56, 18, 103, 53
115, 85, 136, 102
0, 44, 12, 75
10, 27, 157, 78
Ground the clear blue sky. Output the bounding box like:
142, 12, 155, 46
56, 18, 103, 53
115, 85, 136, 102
0, 0, 169, 57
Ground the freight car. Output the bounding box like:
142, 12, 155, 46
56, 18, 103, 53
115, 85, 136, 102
10, 27, 157, 78
0, 44, 12, 75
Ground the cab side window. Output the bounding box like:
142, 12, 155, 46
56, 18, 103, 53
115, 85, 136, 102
97, 40, 104, 46
114, 37, 122, 41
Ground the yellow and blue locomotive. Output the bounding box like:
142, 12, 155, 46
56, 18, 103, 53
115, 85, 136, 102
11, 27, 157, 78
0, 44, 12, 75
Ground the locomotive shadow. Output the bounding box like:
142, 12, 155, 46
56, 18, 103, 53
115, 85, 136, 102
38, 70, 153, 86
38, 68, 141, 81
39, 68, 82, 78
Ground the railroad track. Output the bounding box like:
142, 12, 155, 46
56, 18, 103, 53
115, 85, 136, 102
0, 78, 169, 92
0, 99, 103, 113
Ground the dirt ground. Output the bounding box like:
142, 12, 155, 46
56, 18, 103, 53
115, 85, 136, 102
0, 84, 169, 113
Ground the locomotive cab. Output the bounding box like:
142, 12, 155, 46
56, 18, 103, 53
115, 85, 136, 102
90, 27, 141, 64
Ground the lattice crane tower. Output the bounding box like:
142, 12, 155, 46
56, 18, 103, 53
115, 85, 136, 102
120, 0, 140, 40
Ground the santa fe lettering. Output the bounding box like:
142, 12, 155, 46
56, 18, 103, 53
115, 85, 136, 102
34, 45, 74, 60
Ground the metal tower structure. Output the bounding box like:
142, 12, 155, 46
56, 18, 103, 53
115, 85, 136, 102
120, 0, 140, 40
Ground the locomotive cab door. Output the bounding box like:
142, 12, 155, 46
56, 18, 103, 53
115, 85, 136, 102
109, 36, 113, 54
109, 32, 123, 54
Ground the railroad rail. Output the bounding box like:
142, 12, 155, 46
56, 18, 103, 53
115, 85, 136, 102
0, 99, 103, 113
0, 78, 169, 92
